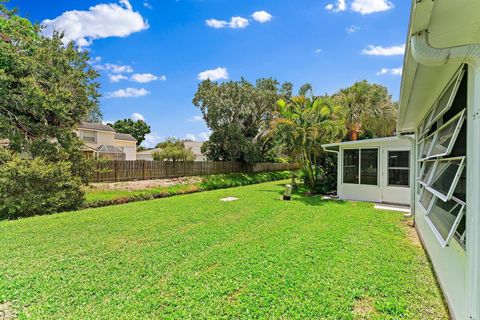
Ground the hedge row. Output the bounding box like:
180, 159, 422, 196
84, 171, 294, 209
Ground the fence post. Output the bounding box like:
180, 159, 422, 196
114, 161, 118, 182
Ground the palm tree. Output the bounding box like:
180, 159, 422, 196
334, 80, 398, 141
272, 93, 346, 193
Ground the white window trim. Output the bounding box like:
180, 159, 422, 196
427, 109, 466, 159
387, 150, 410, 187
342, 147, 379, 186
425, 68, 465, 129
424, 156, 466, 202
424, 197, 466, 248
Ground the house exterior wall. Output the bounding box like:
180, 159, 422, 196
409, 66, 473, 320
336, 138, 413, 206
74, 129, 137, 160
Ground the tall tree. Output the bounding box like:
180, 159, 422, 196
154, 138, 195, 162
0, 4, 100, 156
192, 77, 292, 163
109, 119, 151, 146
333, 80, 398, 141
272, 90, 346, 193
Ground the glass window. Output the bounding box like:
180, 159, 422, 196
429, 110, 466, 158
426, 158, 465, 202
427, 197, 465, 247
427, 69, 465, 127
360, 149, 378, 185
418, 161, 435, 185
343, 149, 359, 184
419, 133, 435, 160
387, 151, 410, 187
82, 130, 97, 143
420, 189, 434, 212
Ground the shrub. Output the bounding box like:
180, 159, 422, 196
0, 152, 84, 219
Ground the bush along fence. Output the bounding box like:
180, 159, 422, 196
90, 161, 299, 183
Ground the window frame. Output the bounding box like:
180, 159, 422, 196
342, 147, 379, 186
424, 68, 465, 129
425, 196, 466, 248
423, 157, 466, 202
387, 150, 410, 187
81, 130, 97, 143
427, 109, 466, 159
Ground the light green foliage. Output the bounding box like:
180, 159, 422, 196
0, 151, 84, 219
333, 80, 398, 141
273, 89, 347, 193
154, 137, 195, 162
0, 181, 448, 319
192, 78, 293, 162
109, 119, 151, 145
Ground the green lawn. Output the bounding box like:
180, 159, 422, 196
0, 180, 448, 319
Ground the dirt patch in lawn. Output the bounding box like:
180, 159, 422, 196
88, 176, 202, 191
353, 297, 378, 319
404, 219, 422, 247
0, 302, 15, 320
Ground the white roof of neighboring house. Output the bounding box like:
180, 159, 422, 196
137, 148, 160, 155
184, 141, 204, 154
398, 0, 480, 132
96, 145, 124, 154
78, 121, 115, 132
114, 132, 137, 142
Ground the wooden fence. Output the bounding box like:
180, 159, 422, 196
90, 161, 299, 183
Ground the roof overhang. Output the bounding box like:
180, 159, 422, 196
322, 136, 413, 149
398, 0, 480, 132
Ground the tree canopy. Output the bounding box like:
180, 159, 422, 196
109, 119, 151, 146
272, 88, 346, 193
333, 80, 398, 141
192, 78, 293, 163
0, 5, 101, 153
154, 138, 195, 162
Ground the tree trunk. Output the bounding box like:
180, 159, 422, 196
347, 123, 361, 141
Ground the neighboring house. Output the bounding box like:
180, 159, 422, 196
322, 136, 413, 206
136, 141, 207, 161
183, 141, 207, 161
75, 122, 137, 160
397, 0, 480, 320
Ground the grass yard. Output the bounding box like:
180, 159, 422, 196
0, 180, 448, 319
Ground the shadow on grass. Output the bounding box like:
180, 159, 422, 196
258, 184, 347, 207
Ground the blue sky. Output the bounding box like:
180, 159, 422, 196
8, 0, 410, 147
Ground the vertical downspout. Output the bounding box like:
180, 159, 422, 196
397, 134, 415, 218
410, 31, 480, 320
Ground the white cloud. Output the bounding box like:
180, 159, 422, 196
346, 25, 360, 33
362, 44, 405, 56
143, 1, 152, 9
130, 73, 166, 83
188, 115, 203, 122
198, 67, 228, 81
377, 67, 403, 76
185, 132, 210, 141
199, 132, 211, 141
325, 0, 347, 13
106, 87, 150, 98
205, 19, 228, 29
102, 120, 114, 125
96, 63, 134, 73
131, 112, 145, 121
142, 133, 163, 148
315, 48, 322, 54
41, 0, 149, 47
351, 0, 394, 14
205, 16, 249, 29
252, 11, 273, 23
185, 133, 197, 141
109, 74, 128, 82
